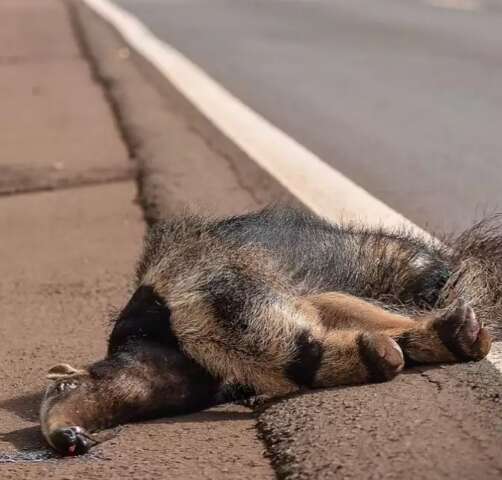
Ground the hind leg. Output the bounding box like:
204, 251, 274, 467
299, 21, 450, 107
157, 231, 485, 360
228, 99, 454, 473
307, 292, 492, 365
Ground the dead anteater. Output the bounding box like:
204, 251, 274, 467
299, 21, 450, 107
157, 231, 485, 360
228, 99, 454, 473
40, 207, 500, 455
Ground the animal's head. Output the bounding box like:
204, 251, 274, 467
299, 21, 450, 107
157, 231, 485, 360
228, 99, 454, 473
40, 363, 111, 455
40, 342, 221, 456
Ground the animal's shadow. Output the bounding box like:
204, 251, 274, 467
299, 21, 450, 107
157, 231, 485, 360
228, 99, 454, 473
0, 391, 46, 451
147, 408, 256, 426
0, 391, 43, 422
0, 425, 44, 452
241, 364, 453, 411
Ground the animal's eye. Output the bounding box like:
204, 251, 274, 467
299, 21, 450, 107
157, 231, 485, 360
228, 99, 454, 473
57, 381, 79, 393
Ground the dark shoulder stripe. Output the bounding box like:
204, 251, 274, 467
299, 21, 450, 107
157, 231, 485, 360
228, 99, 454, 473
285, 330, 324, 387
108, 285, 178, 354
357, 333, 395, 383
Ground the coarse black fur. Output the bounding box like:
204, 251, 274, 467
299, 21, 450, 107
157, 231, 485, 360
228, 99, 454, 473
284, 330, 324, 387
90, 340, 220, 420
125, 206, 501, 394
138, 206, 501, 337
108, 285, 178, 354
208, 207, 450, 306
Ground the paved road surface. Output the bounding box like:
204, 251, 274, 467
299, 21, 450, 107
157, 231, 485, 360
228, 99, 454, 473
1, 1, 501, 479
115, 0, 502, 234
76, 3, 502, 478
0, 1, 273, 478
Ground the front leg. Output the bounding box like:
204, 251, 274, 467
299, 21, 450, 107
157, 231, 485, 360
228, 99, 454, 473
40, 341, 220, 455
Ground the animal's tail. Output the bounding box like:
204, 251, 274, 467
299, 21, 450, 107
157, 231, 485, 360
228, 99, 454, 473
438, 215, 502, 340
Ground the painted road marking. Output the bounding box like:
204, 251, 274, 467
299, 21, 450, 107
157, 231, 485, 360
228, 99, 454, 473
81, 0, 501, 374
82, 0, 425, 236
488, 341, 502, 373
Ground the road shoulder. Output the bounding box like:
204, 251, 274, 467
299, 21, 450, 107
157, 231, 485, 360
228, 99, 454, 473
0, 1, 274, 478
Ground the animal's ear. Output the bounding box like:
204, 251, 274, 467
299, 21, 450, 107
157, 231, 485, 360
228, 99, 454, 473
46, 363, 87, 380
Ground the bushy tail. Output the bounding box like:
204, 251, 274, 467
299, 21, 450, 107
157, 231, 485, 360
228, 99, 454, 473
438, 215, 502, 340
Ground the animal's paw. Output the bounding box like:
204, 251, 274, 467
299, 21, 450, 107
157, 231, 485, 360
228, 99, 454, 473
358, 332, 405, 382
433, 301, 492, 362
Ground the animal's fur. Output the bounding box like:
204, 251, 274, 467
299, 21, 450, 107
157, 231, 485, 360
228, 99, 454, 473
40, 207, 499, 455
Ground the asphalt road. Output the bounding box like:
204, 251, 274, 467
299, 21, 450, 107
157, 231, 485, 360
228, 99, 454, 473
114, 0, 502, 234
1, 1, 500, 479
0, 1, 273, 478
76, 3, 502, 478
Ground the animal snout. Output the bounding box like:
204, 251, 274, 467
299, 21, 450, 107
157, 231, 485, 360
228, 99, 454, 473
49, 426, 93, 456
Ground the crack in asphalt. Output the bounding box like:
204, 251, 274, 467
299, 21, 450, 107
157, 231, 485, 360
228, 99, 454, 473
0, 55, 81, 66
418, 369, 443, 392
70, 0, 290, 227
0, 172, 135, 198
68, 0, 166, 227
67, 0, 136, 164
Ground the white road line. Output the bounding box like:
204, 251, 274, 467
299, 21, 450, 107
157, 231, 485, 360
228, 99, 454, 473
82, 0, 425, 235
488, 342, 502, 373
80, 0, 501, 374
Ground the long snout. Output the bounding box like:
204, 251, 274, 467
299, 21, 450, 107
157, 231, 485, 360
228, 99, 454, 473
48, 425, 96, 456
40, 404, 95, 456
39, 387, 99, 456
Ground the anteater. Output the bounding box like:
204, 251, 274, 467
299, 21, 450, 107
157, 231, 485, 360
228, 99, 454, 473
40, 207, 500, 455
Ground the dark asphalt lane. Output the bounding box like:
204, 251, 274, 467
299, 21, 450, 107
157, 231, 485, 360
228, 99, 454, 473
114, 0, 502, 234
